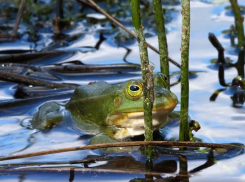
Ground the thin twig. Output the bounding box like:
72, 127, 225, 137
2, 63, 141, 73
0, 51, 68, 63
44, 64, 141, 73
0, 141, 242, 161
12, 0, 27, 36
0, 166, 187, 177
0, 71, 75, 89
79, 0, 181, 69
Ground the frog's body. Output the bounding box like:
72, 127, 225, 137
31, 73, 178, 146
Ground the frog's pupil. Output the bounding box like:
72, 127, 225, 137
130, 85, 139, 91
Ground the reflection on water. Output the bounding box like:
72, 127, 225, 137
0, 0, 245, 181
1, 149, 244, 181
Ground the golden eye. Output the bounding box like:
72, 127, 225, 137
126, 82, 143, 98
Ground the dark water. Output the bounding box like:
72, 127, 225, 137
0, 0, 245, 181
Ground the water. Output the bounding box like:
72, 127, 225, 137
0, 0, 245, 181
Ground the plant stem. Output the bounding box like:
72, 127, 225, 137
229, 0, 244, 47
179, 0, 190, 141
152, 0, 169, 88
178, 155, 189, 182
131, 0, 153, 157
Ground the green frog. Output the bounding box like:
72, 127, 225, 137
31, 73, 178, 151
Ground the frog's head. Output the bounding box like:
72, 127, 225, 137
106, 73, 178, 139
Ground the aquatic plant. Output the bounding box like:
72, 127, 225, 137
179, 0, 190, 141
131, 0, 153, 157
152, 0, 170, 88
229, 0, 244, 47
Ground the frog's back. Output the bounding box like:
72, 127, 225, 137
65, 81, 125, 126
69, 81, 112, 101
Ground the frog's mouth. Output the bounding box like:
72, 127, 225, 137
106, 100, 177, 139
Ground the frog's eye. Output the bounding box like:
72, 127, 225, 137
163, 75, 168, 81
126, 82, 143, 98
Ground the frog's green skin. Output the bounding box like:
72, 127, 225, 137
31, 73, 178, 151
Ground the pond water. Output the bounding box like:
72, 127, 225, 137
0, 0, 245, 181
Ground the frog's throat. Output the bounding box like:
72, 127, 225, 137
106, 101, 177, 140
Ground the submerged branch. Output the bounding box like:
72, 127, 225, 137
0, 51, 68, 63
44, 64, 141, 73
0, 166, 186, 177
0, 71, 75, 89
0, 141, 242, 162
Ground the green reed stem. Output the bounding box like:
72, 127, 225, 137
152, 0, 169, 89
229, 0, 244, 47
179, 0, 190, 141
131, 0, 153, 157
